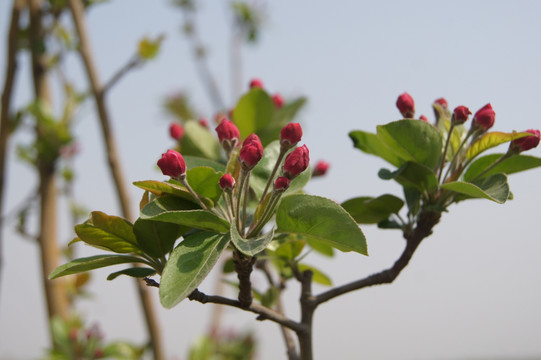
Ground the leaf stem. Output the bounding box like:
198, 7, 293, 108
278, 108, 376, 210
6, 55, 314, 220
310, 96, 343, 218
179, 177, 210, 211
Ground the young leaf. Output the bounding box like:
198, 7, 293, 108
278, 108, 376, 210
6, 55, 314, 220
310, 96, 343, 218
107, 267, 157, 281
49, 255, 147, 279
441, 173, 510, 204
386, 162, 438, 194
230, 225, 275, 256
180, 121, 222, 161
133, 180, 212, 208
276, 194, 368, 255
75, 211, 141, 254
349, 130, 402, 167
186, 166, 223, 204
133, 218, 185, 259
159, 231, 230, 308
233, 88, 276, 144
466, 131, 532, 160
184, 155, 226, 172
342, 194, 404, 224
463, 154, 541, 181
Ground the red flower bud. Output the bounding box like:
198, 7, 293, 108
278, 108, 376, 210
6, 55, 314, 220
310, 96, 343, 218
273, 93, 284, 108
472, 103, 495, 131
419, 115, 429, 123
239, 134, 263, 170
510, 129, 541, 153
280, 123, 303, 149
249, 78, 264, 89
273, 176, 290, 192
169, 123, 184, 140
313, 160, 329, 177
215, 119, 240, 152
219, 174, 236, 191
198, 118, 209, 128
434, 97, 448, 109
396, 92, 415, 118
283, 145, 310, 179
452, 106, 472, 125
157, 149, 186, 179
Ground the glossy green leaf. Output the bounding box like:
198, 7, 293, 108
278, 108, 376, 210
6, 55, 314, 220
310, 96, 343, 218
140, 196, 230, 233
231, 225, 275, 256
233, 88, 276, 143
376, 119, 443, 168
107, 267, 157, 281
133, 180, 213, 208
180, 121, 222, 161
133, 218, 185, 259
49, 255, 147, 279
342, 194, 404, 224
276, 194, 367, 255
298, 264, 332, 286
349, 130, 402, 167
160, 231, 230, 308
186, 167, 223, 204
74, 211, 141, 254
306, 238, 334, 257
467, 131, 532, 160
184, 155, 226, 172
441, 173, 509, 204
379, 162, 438, 193
464, 154, 541, 181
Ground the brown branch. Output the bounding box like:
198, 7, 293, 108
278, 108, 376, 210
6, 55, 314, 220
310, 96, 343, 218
188, 288, 304, 333
233, 249, 255, 307
102, 54, 142, 95
314, 211, 442, 306
297, 270, 315, 360
0, 0, 26, 301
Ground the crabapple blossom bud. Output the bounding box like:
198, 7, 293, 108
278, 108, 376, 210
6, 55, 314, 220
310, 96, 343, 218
452, 106, 472, 125
312, 160, 329, 177
215, 119, 240, 152
510, 129, 541, 153
434, 97, 448, 109
219, 174, 236, 191
239, 134, 263, 170
280, 123, 303, 149
273, 93, 284, 108
157, 149, 186, 179
273, 176, 290, 192
396, 92, 415, 118
198, 118, 209, 128
472, 103, 495, 131
169, 123, 184, 140
419, 115, 429, 123
249, 78, 264, 89
283, 145, 310, 179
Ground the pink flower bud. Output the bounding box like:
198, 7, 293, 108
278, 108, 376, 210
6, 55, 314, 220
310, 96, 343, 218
169, 123, 184, 140
472, 103, 495, 131
396, 92, 415, 118
273, 176, 290, 192
283, 145, 310, 179
157, 149, 186, 179
198, 118, 209, 128
434, 97, 448, 109
219, 174, 236, 191
510, 129, 541, 153
313, 160, 329, 177
249, 78, 264, 89
280, 123, 303, 149
452, 106, 472, 125
273, 93, 284, 108
215, 119, 240, 152
239, 134, 263, 170
419, 115, 429, 123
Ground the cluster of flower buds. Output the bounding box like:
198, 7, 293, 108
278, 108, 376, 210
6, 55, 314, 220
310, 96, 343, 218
249, 77, 285, 109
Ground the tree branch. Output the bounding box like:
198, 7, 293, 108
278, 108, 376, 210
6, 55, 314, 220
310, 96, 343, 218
102, 54, 142, 95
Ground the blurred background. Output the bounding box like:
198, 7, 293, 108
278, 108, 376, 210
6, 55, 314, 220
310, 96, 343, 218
1, 0, 540, 359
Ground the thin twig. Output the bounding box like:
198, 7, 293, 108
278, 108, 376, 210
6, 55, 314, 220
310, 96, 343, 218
103, 55, 142, 94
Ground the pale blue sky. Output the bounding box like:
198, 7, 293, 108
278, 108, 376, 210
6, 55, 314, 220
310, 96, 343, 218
1, 1, 541, 359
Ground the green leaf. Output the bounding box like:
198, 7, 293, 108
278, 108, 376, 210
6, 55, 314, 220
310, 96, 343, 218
74, 211, 141, 254
233, 88, 276, 145
186, 166, 223, 204
140, 195, 230, 233
276, 194, 367, 255
376, 119, 443, 168
184, 155, 226, 172
298, 264, 332, 286
274, 236, 306, 260
349, 130, 402, 167
180, 121, 222, 161
306, 238, 334, 257
274, 97, 307, 125
464, 154, 541, 181
379, 162, 438, 194
133, 218, 185, 259
440, 173, 510, 204
466, 131, 532, 160
133, 180, 212, 208
260, 287, 278, 308
107, 267, 157, 281
230, 225, 275, 256
160, 231, 230, 308
342, 194, 404, 224
49, 255, 147, 279
137, 35, 164, 60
